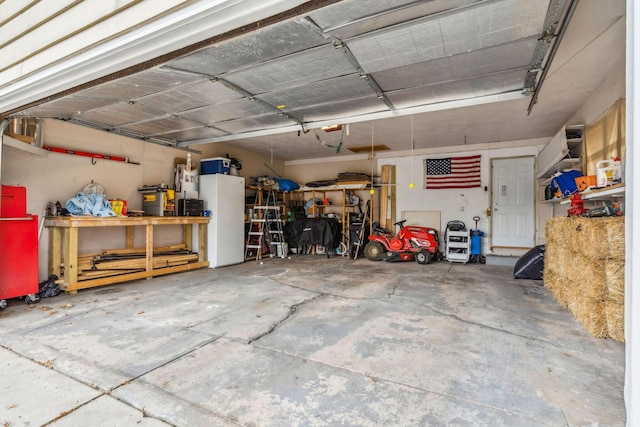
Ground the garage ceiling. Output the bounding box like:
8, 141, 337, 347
5, 0, 626, 161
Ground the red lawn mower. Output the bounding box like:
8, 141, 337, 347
364, 220, 440, 264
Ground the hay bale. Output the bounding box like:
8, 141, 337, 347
543, 268, 568, 308
605, 260, 625, 304
544, 217, 575, 306
605, 217, 625, 260
605, 301, 625, 342
543, 216, 625, 341
545, 215, 572, 236
567, 217, 610, 259
567, 298, 608, 338
572, 260, 607, 300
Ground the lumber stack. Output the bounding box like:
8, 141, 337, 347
69, 244, 199, 281
544, 216, 625, 341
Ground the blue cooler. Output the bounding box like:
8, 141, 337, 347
201, 157, 230, 175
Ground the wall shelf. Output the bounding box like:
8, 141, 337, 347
558, 183, 625, 205
2, 135, 47, 157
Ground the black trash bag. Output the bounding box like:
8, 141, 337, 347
38, 274, 61, 298
513, 245, 545, 280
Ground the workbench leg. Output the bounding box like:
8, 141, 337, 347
145, 224, 153, 277
198, 223, 207, 263
126, 225, 134, 249
183, 224, 193, 252
63, 227, 78, 286
49, 227, 62, 277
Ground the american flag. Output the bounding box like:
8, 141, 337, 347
424, 155, 481, 189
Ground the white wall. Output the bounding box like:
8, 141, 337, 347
568, 60, 625, 126
383, 142, 543, 254
200, 141, 285, 182
1, 119, 202, 280
285, 157, 372, 185
284, 139, 546, 254
1, 119, 295, 282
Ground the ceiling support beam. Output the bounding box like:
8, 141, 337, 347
332, 39, 396, 111
527, 0, 580, 114
160, 65, 304, 128
214, 77, 304, 126
178, 90, 527, 147
524, 0, 569, 92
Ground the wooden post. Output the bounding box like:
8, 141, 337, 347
183, 224, 193, 252
126, 225, 134, 248
198, 223, 208, 263
145, 224, 153, 274
49, 227, 62, 277
63, 227, 78, 286
380, 165, 396, 231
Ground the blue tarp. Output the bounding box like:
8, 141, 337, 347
65, 192, 116, 216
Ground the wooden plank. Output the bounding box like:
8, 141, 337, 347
101, 244, 187, 255
78, 269, 143, 280
77, 259, 95, 272
61, 261, 210, 291
389, 165, 396, 228
380, 165, 396, 230
94, 254, 198, 270
45, 216, 210, 228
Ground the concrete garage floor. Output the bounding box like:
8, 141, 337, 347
0, 256, 625, 426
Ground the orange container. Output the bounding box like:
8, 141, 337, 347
575, 175, 597, 192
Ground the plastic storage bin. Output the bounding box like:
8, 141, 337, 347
201, 157, 230, 175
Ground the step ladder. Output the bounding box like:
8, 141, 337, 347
244, 190, 286, 261
352, 200, 370, 260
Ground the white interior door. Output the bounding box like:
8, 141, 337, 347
491, 157, 535, 248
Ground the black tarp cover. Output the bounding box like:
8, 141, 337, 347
284, 218, 340, 254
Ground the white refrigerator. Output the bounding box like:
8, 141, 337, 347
198, 174, 245, 267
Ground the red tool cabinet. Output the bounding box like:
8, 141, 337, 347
0, 185, 39, 308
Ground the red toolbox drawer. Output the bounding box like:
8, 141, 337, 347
0, 215, 39, 300
1, 185, 27, 218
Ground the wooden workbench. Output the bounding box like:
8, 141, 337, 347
45, 216, 210, 292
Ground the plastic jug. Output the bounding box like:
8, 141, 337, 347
610, 157, 622, 183
596, 160, 614, 187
